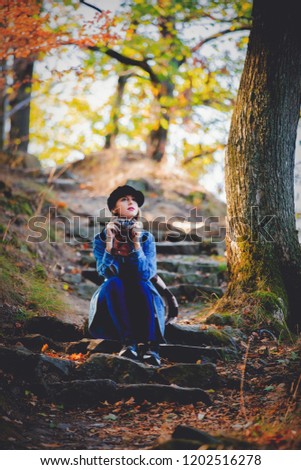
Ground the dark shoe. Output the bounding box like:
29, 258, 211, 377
119, 344, 138, 360
142, 349, 161, 367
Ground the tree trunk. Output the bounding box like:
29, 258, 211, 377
146, 78, 174, 162
213, 0, 301, 332
8, 57, 34, 153
104, 73, 130, 149
0, 59, 8, 151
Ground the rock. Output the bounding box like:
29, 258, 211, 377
87, 339, 122, 354
51, 179, 80, 191
66, 224, 97, 242
11, 334, 64, 352
61, 273, 82, 284
125, 178, 162, 194
65, 338, 122, 355
205, 313, 238, 326
172, 425, 262, 450
65, 339, 92, 354
169, 284, 223, 302
35, 355, 75, 393
159, 344, 238, 363
157, 363, 219, 389
45, 381, 211, 408
24, 316, 83, 342
81, 269, 103, 285
151, 439, 203, 450
165, 323, 237, 348
46, 379, 119, 407
77, 353, 153, 384
119, 384, 211, 405
172, 425, 219, 445
157, 259, 219, 274
156, 241, 216, 255
156, 270, 179, 285
78, 255, 95, 266
180, 273, 219, 286
75, 280, 97, 300
0, 345, 75, 393
0, 345, 39, 379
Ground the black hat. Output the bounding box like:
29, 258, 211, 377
107, 185, 145, 212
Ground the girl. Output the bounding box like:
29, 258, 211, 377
88, 185, 166, 366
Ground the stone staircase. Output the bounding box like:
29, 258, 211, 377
63, 214, 228, 313
1, 211, 247, 449
24, 210, 238, 410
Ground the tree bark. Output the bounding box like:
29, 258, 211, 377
213, 0, 301, 331
0, 59, 8, 151
104, 73, 131, 149
8, 57, 34, 153
146, 78, 174, 162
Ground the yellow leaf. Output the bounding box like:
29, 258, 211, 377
41, 344, 49, 353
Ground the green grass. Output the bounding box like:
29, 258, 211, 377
0, 246, 66, 323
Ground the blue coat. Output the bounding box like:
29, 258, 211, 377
88, 228, 166, 341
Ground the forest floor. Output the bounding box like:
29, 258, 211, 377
1, 327, 301, 450
1, 153, 301, 450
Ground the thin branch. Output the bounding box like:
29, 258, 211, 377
34, 135, 85, 153
88, 45, 160, 84
202, 13, 251, 24
239, 336, 252, 421
183, 145, 225, 165
79, 0, 103, 14
7, 96, 31, 118
183, 152, 210, 165
191, 26, 251, 53
78, 0, 160, 84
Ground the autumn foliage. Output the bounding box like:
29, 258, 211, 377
0, 0, 118, 61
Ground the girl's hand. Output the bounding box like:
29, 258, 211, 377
130, 220, 143, 243
106, 217, 123, 254
106, 217, 120, 240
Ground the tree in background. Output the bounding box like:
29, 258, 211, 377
81, 0, 252, 162
212, 0, 301, 332
0, 0, 116, 154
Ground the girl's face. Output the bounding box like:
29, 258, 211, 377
113, 194, 139, 218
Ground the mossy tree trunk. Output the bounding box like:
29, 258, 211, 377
214, 0, 301, 332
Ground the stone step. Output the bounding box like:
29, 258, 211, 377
85, 218, 225, 246
157, 257, 220, 274
65, 229, 221, 251
79, 254, 225, 276
65, 339, 238, 363
157, 270, 219, 288
165, 323, 237, 348
156, 241, 218, 255
168, 284, 223, 302
36, 177, 80, 191
81, 269, 221, 290
81, 269, 102, 285
81, 271, 223, 303
47, 380, 211, 407
159, 344, 238, 363
154, 425, 261, 450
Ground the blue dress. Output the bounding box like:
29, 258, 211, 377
88, 228, 166, 343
